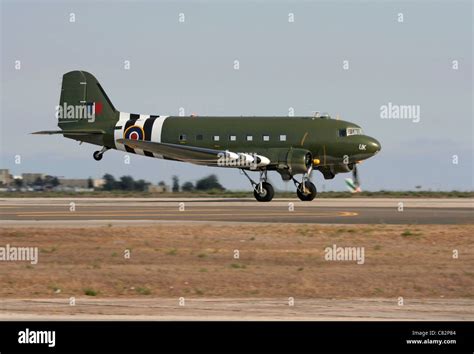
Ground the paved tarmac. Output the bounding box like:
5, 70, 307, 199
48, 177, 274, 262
0, 198, 472, 224
0, 298, 472, 321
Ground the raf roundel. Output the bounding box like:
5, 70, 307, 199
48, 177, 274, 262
124, 125, 144, 141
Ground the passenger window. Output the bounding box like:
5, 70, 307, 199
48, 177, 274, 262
246, 135, 253, 141
229, 135, 236, 141
213, 135, 220, 141
279, 135, 287, 141
196, 134, 203, 141
179, 134, 187, 141
263, 135, 270, 141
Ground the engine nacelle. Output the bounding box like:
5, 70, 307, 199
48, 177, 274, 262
317, 163, 354, 180
331, 163, 354, 173
286, 148, 312, 175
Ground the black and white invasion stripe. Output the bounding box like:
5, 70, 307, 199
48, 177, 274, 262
114, 112, 168, 158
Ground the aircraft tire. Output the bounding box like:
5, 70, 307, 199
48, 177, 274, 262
253, 182, 274, 202
93, 151, 103, 161
296, 181, 317, 201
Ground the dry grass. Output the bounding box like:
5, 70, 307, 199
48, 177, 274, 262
0, 224, 473, 299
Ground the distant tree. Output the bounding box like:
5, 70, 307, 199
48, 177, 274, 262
42, 175, 59, 188
172, 175, 180, 192
195, 174, 225, 191
14, 178, 23, 188
181, 181, 194, 192
88, 178, 94, 189
134, 179, 149, 192
158, 181, 166, 187
103, 174, 116, 191
51, 177, 60, 187
119, 176, 135, 191
34, 177, 44, 186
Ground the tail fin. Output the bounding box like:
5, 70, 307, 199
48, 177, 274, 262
57, 71, 118, 131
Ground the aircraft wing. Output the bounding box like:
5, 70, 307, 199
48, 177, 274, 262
116, 138, 224, 164
116, 138, 271, 168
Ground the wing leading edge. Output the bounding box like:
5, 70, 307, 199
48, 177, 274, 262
116, 138, 270, 168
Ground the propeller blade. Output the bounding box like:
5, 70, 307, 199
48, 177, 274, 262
345, 178, 357, 192
345, 164, 362, 193
352, 164, 359, 187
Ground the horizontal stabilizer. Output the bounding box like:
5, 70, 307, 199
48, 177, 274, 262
32, 130, 105, 135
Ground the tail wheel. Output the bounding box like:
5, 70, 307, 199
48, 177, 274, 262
297, 181, 317, 201
254, 182, 274, 202
93, 151, 103, 161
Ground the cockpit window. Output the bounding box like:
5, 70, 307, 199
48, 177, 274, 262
347, 127, 363, 136
339, 127, 363, 137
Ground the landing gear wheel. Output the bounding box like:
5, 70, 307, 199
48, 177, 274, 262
297, 181, 317, 201
253, 182, 274, 202
93, 151, 103, 161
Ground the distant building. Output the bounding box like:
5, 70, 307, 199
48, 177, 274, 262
0, 169, 13, 186
92, 178, 105, 189
22, 173, 46, 185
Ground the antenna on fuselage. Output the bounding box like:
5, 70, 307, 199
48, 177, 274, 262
312, 111, 331, 119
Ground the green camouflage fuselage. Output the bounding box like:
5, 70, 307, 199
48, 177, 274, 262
46, 71, 381, 181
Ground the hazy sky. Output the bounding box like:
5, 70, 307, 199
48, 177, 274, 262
1, 0, 472, 191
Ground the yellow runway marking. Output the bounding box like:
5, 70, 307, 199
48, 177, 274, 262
340, 211, 358, 217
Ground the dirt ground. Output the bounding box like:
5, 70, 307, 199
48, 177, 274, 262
0, 223, 473, 299
1, 298, 472, 320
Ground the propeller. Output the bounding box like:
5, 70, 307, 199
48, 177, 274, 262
344, 163, 362, 193
353, 164, 360, 188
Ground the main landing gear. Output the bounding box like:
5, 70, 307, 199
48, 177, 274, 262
242, 168, 317, 202
241, 169, 274, 202
93, 147, 109, 161
295, 180, 317, 201
292, 166, 317, 201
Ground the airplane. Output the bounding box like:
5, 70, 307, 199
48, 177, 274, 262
33, 71, 381, 202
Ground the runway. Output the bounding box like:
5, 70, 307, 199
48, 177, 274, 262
1, 198, 472, 224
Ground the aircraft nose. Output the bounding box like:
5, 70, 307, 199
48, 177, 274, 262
366, 137, 381, 154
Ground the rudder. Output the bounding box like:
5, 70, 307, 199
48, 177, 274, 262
58, 71, 117, 126
57, 71, 118, 146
